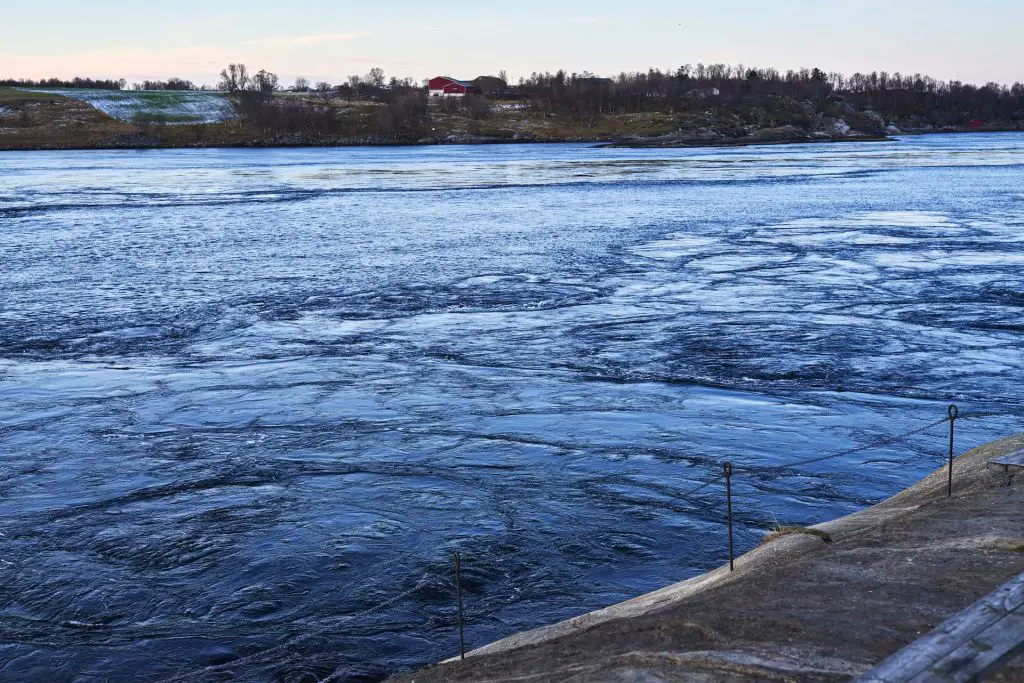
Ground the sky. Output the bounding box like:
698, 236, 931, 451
3, 0, 1022, 87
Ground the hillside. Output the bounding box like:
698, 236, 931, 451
1, 85, 1021, 151
31, 88, 237, 123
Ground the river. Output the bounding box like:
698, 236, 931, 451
1, 135, 1023, 681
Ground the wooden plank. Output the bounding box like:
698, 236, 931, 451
988, 449, 1024, 474
908, 612, 1024, 682
856, 571, 1024, 683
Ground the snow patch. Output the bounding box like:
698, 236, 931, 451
27, 89, 237, 124
685, 87, 720, 100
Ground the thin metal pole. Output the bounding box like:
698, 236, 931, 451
724, 462, 734, 572
453, 551, 465, 660
947, 404, 958, 498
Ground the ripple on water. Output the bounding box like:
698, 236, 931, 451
0, 135, 1023, 681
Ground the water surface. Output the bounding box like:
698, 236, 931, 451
1, 135, 1023, 681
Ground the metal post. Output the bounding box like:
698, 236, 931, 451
723, 462, 734, 572
453, 551, 465, 660
947, 404, 958, 498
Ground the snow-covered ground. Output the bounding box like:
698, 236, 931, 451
25, 89, 237, 124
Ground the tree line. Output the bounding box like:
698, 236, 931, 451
0, 77, 127, 89
0, 76, 212, 91
131, 78, 200, 91
216, 63, 433, 140
218, 64, 281, 93
5, 61, 1022, 138
212, 60, 1024, 140
220, 59, 1024, 131
508, 65, 1024, 127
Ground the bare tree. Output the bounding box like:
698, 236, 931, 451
293, 77, 310, 92
218, 63, 250, 93
313, 81, 331, 101
252, 70, 280, 93
217, 67, 236, 92
365, 67, 386, 88
237, 64, 251, 91
462, 94, 491, 119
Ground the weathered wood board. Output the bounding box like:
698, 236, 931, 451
855, 571, 1024, 682
988, 449, 1024, 474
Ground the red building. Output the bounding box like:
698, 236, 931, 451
428, 77, 482, 97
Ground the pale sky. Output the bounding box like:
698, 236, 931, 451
3, 0, 1022, 87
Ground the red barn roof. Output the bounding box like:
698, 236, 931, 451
428, 76, 482, 95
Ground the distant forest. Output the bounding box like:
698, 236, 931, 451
1, 77, 127, 90
516, 65, 1024, 121
0, 77, 206, 91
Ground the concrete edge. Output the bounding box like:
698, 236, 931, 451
446, 433, 1024, 663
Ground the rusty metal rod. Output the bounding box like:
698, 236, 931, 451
948, 404, 958, 497
454, 551, 465, 660
724, 462, 734, 572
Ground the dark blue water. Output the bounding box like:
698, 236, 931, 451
1, 135, 1023, 681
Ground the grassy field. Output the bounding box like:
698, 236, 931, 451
0, 89, 146, 148
18, 88, 239, 123
0, 87, 68, 103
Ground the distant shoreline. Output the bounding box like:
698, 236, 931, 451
3, 84, 1021, 153
3, 128, 1022, 154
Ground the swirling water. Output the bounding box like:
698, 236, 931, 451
1, 135, 1023, 681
